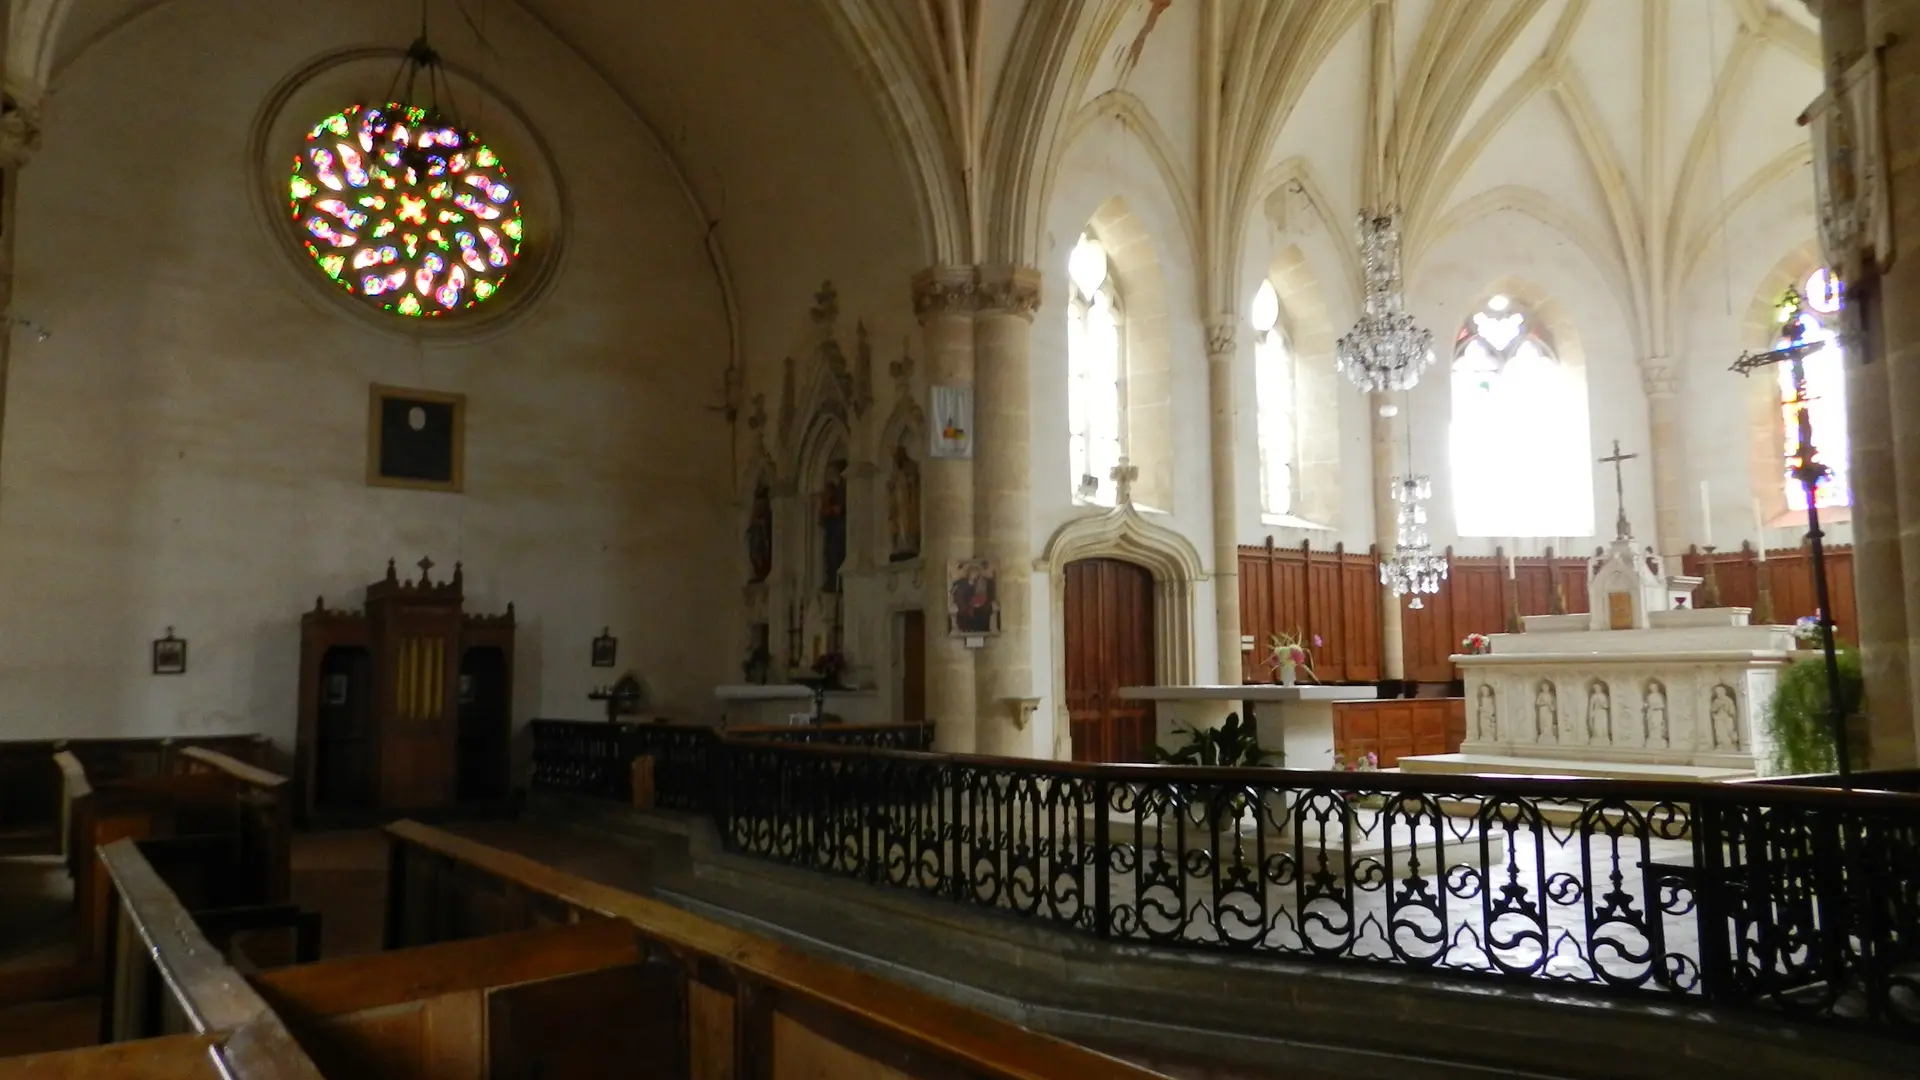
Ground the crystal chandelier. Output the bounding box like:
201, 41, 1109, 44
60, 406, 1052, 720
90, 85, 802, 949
1336, 207, 1436, 393
1379, 473, 1448, 608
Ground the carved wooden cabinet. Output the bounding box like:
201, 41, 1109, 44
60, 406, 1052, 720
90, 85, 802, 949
295, 560, 515, 824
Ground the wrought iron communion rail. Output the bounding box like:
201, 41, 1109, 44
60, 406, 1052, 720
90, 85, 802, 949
528, 718, 1920, 1041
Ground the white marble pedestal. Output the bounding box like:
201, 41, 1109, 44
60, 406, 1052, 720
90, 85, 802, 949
1116, 684, 1380, 770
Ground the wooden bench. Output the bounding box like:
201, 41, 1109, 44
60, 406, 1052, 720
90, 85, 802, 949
379, 820, 1172, 1079
1, 735, 271, 857
56, 748, 296, 976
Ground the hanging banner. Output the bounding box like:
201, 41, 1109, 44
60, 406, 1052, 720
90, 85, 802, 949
929, 385, 974, 459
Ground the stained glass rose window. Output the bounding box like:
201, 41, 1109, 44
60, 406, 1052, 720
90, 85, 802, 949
290, 103, 524, 317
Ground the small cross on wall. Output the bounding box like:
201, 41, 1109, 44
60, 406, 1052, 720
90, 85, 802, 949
417, 556, 434, 583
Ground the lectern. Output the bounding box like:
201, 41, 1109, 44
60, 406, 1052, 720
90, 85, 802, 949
295, 558, 515, 824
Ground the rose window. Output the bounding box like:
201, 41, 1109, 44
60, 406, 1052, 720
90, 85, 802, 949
290, 103, 525, 317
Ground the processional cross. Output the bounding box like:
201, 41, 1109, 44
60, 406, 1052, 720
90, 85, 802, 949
1598, 439, 1637, 541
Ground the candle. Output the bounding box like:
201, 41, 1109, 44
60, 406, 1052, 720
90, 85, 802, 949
1506, 547, 1516, 579
1752, 499, 1768, 561
1699, 481, 1713, 548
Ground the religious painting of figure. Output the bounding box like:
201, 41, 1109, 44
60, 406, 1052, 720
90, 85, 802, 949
887, 444, 921, 562
819, 459, 848, 593
1587, 679, 1611, 744
1474, 683, 1497, 742
1534, 680, 1557, 741
1710, 684, 1741, 749
1644, 679, 1669, 747
746, 475, 773, 583
948, 557, 999, 636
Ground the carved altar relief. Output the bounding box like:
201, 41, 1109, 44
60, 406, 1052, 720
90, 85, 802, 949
1586, 679, 1611, 743
1473, 683, 1498, 742
1710, 683, 1742, 750
1643, 679, 1669, 748
1534, 680, 1557, 741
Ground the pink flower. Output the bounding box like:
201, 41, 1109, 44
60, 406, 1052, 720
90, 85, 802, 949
1312, 634, 1323, 648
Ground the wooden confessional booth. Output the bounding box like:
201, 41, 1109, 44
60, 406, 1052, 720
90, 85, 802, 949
295, 559, 515, 825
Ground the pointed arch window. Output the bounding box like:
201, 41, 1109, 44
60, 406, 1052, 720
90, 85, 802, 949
1777, 268, 1850, 511
1250, 281, 1295, 516
1067, 233, 1124, 505
1449, 294, 1593, 537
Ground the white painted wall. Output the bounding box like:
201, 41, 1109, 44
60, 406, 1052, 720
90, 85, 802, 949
0, 0, 738, 746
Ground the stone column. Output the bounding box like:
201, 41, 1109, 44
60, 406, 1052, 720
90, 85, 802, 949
1370, 393, 1406, 680
0, 103, 41, 483
1846, 0, 1920, 763
972, 265, 1041, 758
911, 268, 979, 752
1205, 319, 1243, 685
1640, 363, 1689, 559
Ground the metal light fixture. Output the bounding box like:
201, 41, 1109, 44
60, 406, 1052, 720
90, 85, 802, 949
1336, 207, 1435, 393
1380, 473, 1448, 608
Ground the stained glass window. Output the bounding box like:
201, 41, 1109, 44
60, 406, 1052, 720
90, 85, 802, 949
1449, 295, 1594, 537
1067, 234, 1122, 505
290, 103, 524, 317
1251, 281, 1295, 516
1777, 268, 1850, 511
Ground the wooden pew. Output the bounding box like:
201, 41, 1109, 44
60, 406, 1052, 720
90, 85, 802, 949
4, 735, 272, 857
379, 820, 1172, 1079
86, 837, 326, 1080
56, 749, 296, 976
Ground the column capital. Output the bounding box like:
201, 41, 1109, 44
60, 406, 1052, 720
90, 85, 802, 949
974, 265, 1042, 320
1639, 358, 1678, 397
0, 101, 42, 169
1205, 319, 1236, 359
911, 266, 976, 322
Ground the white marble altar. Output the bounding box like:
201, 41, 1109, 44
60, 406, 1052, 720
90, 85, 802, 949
1399, 530, 1795, 780
712, 684, 880, 727
1116, 684, 1380, 770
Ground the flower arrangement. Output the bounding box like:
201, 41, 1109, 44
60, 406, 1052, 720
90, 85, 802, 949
810, 651, 849, 685
1461, 632, 1492, 655
1334, 749, 1380, 773
1792, 612, 1826, 646
1267, 631, 1320, 685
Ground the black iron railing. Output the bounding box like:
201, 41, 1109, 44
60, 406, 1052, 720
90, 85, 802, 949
530, 718, 1920, 1039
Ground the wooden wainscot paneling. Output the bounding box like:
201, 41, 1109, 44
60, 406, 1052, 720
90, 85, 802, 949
1683, 542, 1857, 642
1390, 547, 1602, 684
1238, 540, 1381, 684
1333, 699, 1466, 768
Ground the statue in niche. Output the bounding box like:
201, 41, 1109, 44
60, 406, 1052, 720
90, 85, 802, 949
1644, 680, 1669, 747
819, 458, 848, 593
741, 623, 772, 685
1534, 680, 1557, 741
746, 475, 773, 584
1710, 684, 1741, 749
886, 444, 921, 562
1587, 679, 1612, 744
1474, 684, 1498, 742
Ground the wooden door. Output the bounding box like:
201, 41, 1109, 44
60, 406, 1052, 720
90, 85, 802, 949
898, 610, 926, 725
1064, 559, 1157, 762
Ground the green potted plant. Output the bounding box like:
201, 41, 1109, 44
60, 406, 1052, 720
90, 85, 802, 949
1153, 712, 1277, 834
1765, 643, 1864, 774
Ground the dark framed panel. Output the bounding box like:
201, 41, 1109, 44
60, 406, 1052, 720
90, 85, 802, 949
367, 383, 466, 493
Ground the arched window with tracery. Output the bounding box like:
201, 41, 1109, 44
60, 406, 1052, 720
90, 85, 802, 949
1250, 281, 1295, 516
1067, 233, 1124, 505
1775, 267, 1850, 511
1449, 294, 1593, 537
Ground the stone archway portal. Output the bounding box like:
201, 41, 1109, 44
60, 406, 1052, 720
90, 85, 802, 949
1064, 558, 1156, 763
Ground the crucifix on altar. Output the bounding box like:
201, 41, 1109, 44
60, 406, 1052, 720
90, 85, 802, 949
1598, 439, 1637, 541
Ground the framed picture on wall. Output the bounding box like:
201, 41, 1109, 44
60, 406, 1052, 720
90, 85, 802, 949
322, 673, 349, 706
151, 628, 187, 675
947, 558, 1000, 637
367, 384, 466, 493
591, 628, 618, 668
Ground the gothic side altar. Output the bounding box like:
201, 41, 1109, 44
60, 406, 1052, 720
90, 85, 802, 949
1400, 442, 1794, 781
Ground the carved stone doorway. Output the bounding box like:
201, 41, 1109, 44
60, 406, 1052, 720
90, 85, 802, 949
1064, 558, 1157, 763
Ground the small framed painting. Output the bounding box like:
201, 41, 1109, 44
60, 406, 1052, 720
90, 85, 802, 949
947, 557, 1000, 637
152, 628, 187, 675
368, 384, 465, 493
322, 673, 349, 706
591, 628, 618, 668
